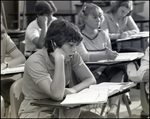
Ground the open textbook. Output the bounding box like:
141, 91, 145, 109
61, 82, 136, 107
61, 87, 109, 107
1, 64, 24, 75
95, 52, 144, 63
89, 82, 137, 96
117, 31, 149, 42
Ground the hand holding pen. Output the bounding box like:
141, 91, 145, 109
104, 44, 118, 60
119, 30, 129, 39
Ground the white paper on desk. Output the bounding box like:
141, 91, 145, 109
117, 31, 149, 41
1, 64, 24, 75
89, 82, 136, 96
97, 52, 144, 63
61, 88, 109, 107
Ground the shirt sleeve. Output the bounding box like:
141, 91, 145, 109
102, 30, 112, 49
26, 26, 40, 41
76, 41, 90, 62
101, 14, 120, 40
6, 34, 17, 54
71, 52, 85, 70
125, 16, 140, 35
137, 47, 149, 81
25, 59, 52, 84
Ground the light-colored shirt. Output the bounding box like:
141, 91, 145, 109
22, 48, 84, 99
25, 17, 57, 55
101, 13, 139, 40
25, 19, 41, 54
77, 30, 111, 62
137, 47, 149, 81
1, 33, 17, 63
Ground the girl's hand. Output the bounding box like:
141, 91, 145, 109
105, 46, 118, 60
64, 88, 76, 97
120, 32, 129, 38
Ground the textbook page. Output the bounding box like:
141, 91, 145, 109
61, 88, 109, 107
117, 31, 149, 42
97, 52, 144, 63
89, 82, 136, 96
1, 64, 24, 75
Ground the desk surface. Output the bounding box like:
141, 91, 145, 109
30, 84, 134, 109
85, 52, 144, 66
116, 31, 149, 42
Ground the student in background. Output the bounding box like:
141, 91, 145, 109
1, 23, 26, 112
76, 3, 127, 118
101, 0, 139, 51
18, 19, 101, 118
24, 1, 57, 59
137, 43, 149, 82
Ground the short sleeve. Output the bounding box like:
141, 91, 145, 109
77, 42, 90, 62
26, 28, 40, 41
71, 52, 85, 71
25, 59, 52, 84
6, 34, 17, 54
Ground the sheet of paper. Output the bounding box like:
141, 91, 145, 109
1, 64, 24, 75
89, 82, 136, 96
117, 31, 149, 41
97, 52, 144, 63
61, 88, 108, 106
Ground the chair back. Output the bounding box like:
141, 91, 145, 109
140, 82, 149, 115
10, 78, 24, 118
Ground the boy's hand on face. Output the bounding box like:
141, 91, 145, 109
53, 48, 66, 60
37, 15, 48, 28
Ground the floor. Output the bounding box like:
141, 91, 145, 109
84, 86, 149, 118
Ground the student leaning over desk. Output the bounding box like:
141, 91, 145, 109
1, 22, 26, 116
24, 1, 57, 59
76, 3, 128, 118
101, 0, 140, 51
18, 19, 101, 118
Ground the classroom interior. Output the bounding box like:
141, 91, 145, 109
1, 1, 149, 118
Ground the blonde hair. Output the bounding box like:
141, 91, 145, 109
77, 3, 104, 30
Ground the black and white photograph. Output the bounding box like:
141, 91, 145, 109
1, 0, 149, 118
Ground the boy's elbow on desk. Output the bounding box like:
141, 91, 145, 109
50, 93, 64, 101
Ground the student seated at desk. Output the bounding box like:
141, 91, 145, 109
24, 1, 57, 59
1, 23, 26, 110
76, 3, 128, 118
101, 0, 140, 52
18, 19, 101, 118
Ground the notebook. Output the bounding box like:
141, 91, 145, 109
117, 31, 149, 42
1, 64, 25, 75
61, 87, 109, 107
89, 82, 136, 96
96, 52, 144, 63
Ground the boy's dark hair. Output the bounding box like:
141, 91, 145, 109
44, 19, 83, 53
34, 1, 57, 15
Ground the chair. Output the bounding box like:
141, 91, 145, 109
10, 78, 24, 118
140, 82, 149, 115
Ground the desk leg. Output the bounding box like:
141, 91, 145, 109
100, 103, 107, 117
122, 94, 132, 118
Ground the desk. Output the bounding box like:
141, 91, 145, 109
113, 31, 149, 52
7, 30, 25, 49
30, 84, 135, 118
